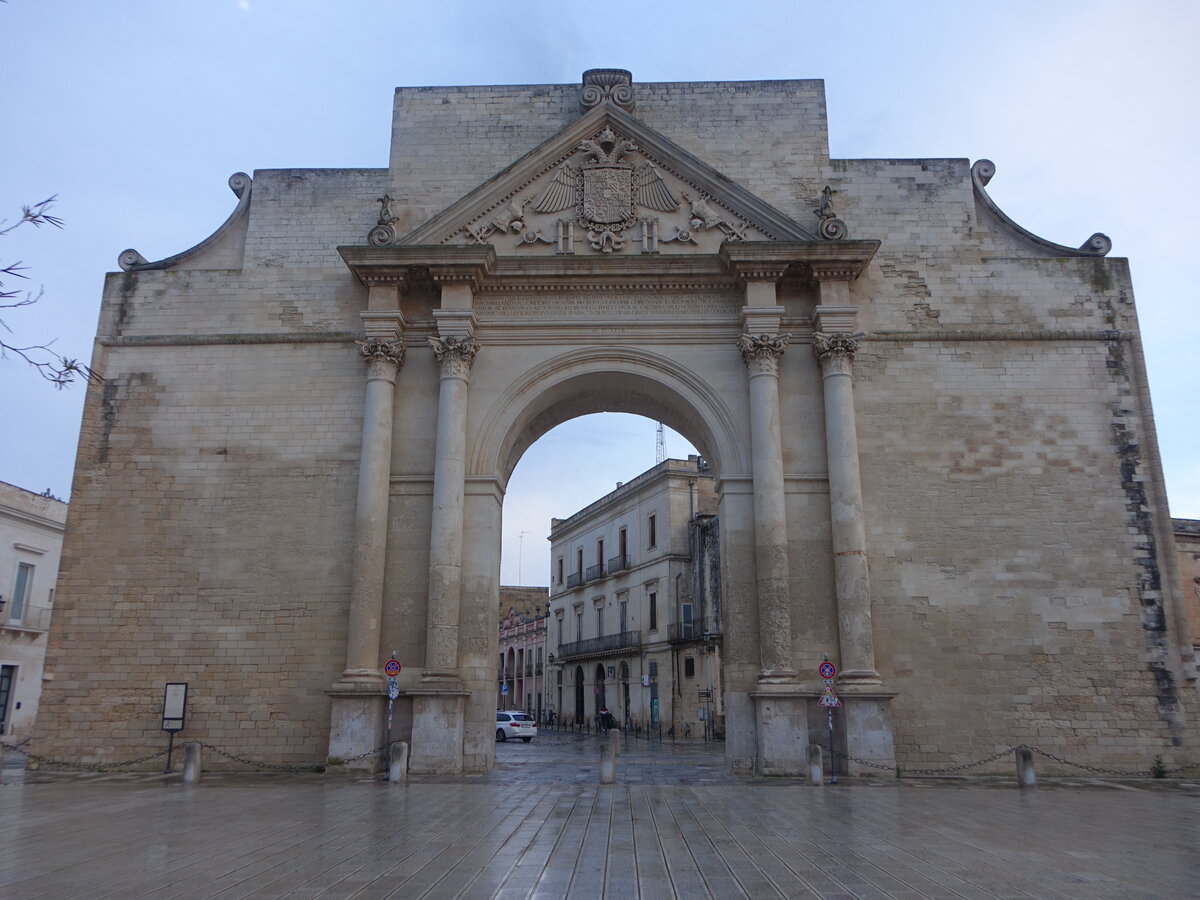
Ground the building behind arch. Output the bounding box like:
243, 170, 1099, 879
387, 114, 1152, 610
548, 455, 723, 738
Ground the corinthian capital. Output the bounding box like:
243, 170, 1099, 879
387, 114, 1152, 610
812, 331, 864, 375
429, 335, 480, 378
357, 337, 405, 375
738, 332, 791, 376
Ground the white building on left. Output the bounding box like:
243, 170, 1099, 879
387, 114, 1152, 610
0, 481, 66, 737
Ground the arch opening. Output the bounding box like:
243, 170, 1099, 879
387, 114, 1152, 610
470, 347, 748, 488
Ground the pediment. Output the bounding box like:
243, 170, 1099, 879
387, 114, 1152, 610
395, 104, 820, 257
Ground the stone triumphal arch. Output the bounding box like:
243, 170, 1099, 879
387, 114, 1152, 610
34, 70, 1197, 776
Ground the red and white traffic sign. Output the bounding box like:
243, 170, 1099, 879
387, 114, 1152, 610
818, 686, 842, 708
818, 661, 837, 680
384, 659, 402, 677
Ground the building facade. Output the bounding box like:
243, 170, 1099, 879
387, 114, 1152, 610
33, 70, 1198, 776
548, 457, 722, 738
497, 585, 548, 717
0, 482, 66, 737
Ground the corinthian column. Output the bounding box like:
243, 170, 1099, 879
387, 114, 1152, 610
738, 332, 796, 681
424, 334, 480, 681
342, 334, 405, 682
812, 331, 879, 683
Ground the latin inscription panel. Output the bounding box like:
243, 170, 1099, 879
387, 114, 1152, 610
475, 290, 739, 321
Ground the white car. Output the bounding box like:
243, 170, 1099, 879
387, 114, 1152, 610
496, 710, 537, 742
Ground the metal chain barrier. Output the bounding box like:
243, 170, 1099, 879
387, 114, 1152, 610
2, 738, 387, 775
339, 743, 392, 765
829, 749, 895, 772
834, 743, 1200, 778
1167, 762, 1200, 775
6, 736, 1196, 779
1022, 745, 1160, 779
3, 741, 171, 773
197, 740, 390, 772
899, 746, 1019, 776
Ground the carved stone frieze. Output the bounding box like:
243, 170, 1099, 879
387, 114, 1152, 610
580, 68, 634, 112
455, 123, 765, 256
738, 332, 791, 376
430, 335, 480, 378
467, 197, 532, 245
683, 192, 747, 241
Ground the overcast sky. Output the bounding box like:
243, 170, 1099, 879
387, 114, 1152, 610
2, 1, 1196, 586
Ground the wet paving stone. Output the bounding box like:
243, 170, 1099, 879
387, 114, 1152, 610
0, 733, 1195, 898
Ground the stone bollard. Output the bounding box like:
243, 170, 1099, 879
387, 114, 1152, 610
1015, 746, 1036, 789
607, 727, 620, 759
389, 741, 409, 785
599, 742, 617, 784
808, 744, 824, 785
182, 741, 202, 784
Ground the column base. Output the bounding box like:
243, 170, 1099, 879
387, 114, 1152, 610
838, 669, 883, 687
757, 668, 798, 684
838, 687, 897, 777
406, 688, 469, 775
749, 686, 809, 776
421, 669, 465, 689
326, 684, 385, 773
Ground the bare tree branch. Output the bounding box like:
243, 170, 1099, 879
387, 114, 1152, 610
1, 196, 101, 388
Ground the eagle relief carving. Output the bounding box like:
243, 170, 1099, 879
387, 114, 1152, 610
459, 124, 761, 255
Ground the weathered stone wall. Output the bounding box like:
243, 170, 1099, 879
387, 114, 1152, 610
499, 585, 549, 622
36, 169, 389, 766
388, 79, 829, 234
33, 74, 1196, 772
40, 340, 364, 765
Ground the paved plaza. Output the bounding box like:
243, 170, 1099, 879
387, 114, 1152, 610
0, 732, 1196, 899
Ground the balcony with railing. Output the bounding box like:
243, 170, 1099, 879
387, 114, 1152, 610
556, 629, 641, 660
566, 572, 582, 589
585, 562, 605, 581
2, 603, 52, 633
667, 616, 722, 643
607, 554, 630, 574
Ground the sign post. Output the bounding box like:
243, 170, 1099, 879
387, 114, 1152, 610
384, 654, 401, 767
698, 688, 714, 742
817, 659, 841, 783
161, 682, 188, 774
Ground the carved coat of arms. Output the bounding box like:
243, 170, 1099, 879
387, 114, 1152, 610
455, 123, 761, 253
533, 125, 680, 252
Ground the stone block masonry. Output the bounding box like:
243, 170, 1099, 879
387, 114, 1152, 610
32, 71, 1197, 774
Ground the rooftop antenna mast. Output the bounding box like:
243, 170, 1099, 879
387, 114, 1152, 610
656, 422, 666, 464
518, 530, 530, 583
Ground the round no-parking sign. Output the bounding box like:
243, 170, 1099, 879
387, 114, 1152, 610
818, 661, 837, 680
384, 659, 402, 677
